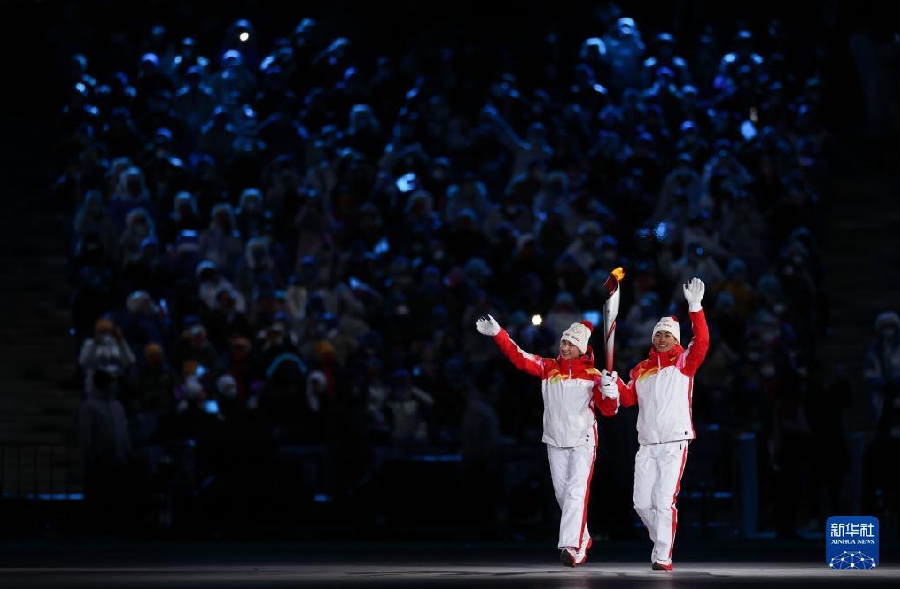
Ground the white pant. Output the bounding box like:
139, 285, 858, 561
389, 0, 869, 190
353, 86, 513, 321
547, 425, 596, 551
633, 440, 689, 564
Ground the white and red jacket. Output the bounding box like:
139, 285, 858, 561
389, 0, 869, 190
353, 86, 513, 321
615, 310, 709, 445
492, 330, 618, 448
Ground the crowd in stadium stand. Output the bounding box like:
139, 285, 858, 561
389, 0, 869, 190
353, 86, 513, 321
53, 1, 870, 539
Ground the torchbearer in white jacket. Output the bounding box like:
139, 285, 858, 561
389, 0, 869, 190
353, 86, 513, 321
476, 314, 618, 567
600, 277, 709, 571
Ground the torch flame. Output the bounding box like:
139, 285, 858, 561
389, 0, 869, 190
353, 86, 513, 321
604, 266, 625, 297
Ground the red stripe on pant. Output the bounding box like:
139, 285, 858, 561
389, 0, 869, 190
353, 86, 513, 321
667, 443, 690, 561
578, 423, 598, 549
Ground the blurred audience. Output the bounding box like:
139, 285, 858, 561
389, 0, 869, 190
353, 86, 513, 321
52, 0, 872, 538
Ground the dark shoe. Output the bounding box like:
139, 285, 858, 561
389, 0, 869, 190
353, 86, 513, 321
560, 548, 576, 567
652, 561, 674, 571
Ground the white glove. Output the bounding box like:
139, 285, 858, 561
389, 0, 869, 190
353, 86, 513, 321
683, 277, 705, 312
600, 369, 619, 400
475, 314, 501, 337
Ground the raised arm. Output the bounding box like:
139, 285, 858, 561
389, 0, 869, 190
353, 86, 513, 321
476, 314, 544, 378
681, 277, 710, 375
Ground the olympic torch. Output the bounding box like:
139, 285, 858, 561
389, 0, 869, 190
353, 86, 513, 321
602, 267, 626, 372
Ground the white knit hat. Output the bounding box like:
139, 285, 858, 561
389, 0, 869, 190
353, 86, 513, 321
652, 316, 681, 343
561, 321, 594, 355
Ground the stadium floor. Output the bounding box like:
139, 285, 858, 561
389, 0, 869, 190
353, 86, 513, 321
0, 537, 895, 588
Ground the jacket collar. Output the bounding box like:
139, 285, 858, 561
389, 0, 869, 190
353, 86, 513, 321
648, 343, 684, 364
557, 345, 596, 371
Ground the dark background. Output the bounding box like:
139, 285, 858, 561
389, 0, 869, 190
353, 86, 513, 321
0, 0, 897, 554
